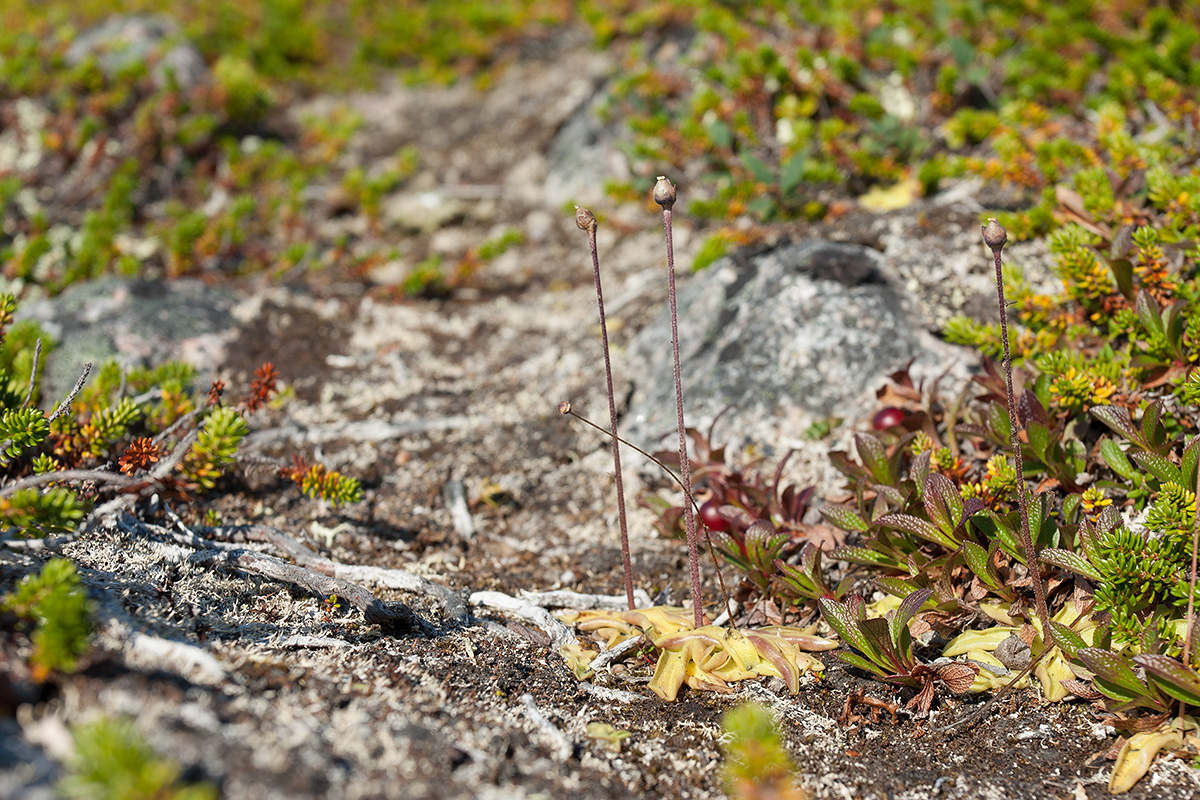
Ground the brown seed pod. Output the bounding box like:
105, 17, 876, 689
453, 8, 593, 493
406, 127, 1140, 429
982, 218, 1007, 252
653, 176, 676, 209
575, 205, 597, 233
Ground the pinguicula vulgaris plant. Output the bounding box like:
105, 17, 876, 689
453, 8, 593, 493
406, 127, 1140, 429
640, 420, 823, 611
559, 178, 843, 700
565, 178, 720, 625
983, 218, 1052, 638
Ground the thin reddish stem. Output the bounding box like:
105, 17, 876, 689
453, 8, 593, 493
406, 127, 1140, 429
986, 220, 1050, 635
584, 219, 635, 609
1181, 449, 1200, 726
664, 205, 705, 628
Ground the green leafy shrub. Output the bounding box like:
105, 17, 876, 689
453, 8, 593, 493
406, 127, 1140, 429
211, 54, 273, 125
58, 716, 218, 800
179, 406, 248, 492
720, 703, 809, 800
586, 1, 1200, 231
2, 557, 94, 680
279, 456, 365, 507
0, 293, 362, 538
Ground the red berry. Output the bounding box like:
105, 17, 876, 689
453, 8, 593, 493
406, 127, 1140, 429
699, 500, 730, 532
872, 407, 906, 430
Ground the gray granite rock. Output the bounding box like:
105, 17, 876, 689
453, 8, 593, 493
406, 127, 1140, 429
20, 278, 238, 405
543, 91, 630, 207
623, 240, 973, 457
382, 191, 467, 234
65, 15, 209, 91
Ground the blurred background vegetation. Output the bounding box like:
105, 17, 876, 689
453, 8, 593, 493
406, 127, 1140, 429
1, 0, 1198, 289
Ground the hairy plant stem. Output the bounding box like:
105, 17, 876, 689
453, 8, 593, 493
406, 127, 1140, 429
984, 219, 1050, 634
1182, 452, 1200, 727
576, 206, 634, 609
656, 176, 704, 628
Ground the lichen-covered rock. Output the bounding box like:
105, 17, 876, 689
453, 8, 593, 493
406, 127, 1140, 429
21, 277, 237, 403
623, 240, 972, 474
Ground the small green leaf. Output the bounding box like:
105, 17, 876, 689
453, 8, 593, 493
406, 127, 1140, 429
1025, 421, 1051, 461
874, 576, 920, 600
860, 616, 899, 667
779, 151, 807, 196
1078, 516, 1101, 562
1182, 437, 1200, 489
1137, 290, 1165, 339
1108, 256, 1135, 300
1100, 438, 1137, 480
1078, 648, 1151, 703
971, 511, 1024, 562
1141, 400, 1168, 450
833, 545, 899, 568
1047, 621, 1086, 658
855, 432, 894, 485
878, 512, 958, 549
987, 403, 1010, 442
874, 484, 906, 508
1090, 406, 1143, 446
923, 473, 964, 540
834, 650, 888, 678
740, 152, 774, 185
964, 540, 1006, 592
818, 597, 874, 659
1061, 493, 1081, 523
1164, 302, 1187, 359
890, 587, 932, 646
910, 450, 931, 497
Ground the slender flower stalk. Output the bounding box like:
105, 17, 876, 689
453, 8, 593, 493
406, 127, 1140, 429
984, 218, 1050, 634
575, 206, 635, 609
1181, 455, 1200, 728
655, 175, 705, 628
933, 221, 1058, 735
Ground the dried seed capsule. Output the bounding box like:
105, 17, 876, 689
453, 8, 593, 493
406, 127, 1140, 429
557, 400, 571, 415
652, 176, 676, 209
575, 205, 597, 233
982, 218, 1007, 252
